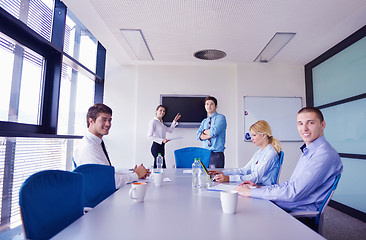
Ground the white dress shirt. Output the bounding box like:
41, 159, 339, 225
147, 117, 178, 144
74, 130, 138, 189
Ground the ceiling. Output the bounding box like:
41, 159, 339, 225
62, 0, 366, 65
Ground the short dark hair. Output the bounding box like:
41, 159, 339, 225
87, 103, 112, 127
156, 105, 166, 111
298, 107, 324, 122
204, 96, 217, 106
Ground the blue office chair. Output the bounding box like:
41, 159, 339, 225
275, 151, 284, 184
174, 147, 211, 168
73, 164, 116, 208
290, 174, 341, 235
19, 170, 84, 240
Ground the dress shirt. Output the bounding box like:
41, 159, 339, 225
74, 130, 138, 189
223, 144, 279, 185
250, 135, 343, 212
147, 117, 178, 144
196, 112, 227, 152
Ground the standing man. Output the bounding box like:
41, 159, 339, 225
235, 107, 343, 214
74, 103, 149, 189
197, 96, 227, 168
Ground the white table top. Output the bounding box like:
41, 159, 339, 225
52, 169, 324, 240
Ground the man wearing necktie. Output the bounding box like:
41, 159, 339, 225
74, 103, 149, 189
197, 96, 227, 168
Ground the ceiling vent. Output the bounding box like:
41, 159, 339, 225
194, 49, 226, 60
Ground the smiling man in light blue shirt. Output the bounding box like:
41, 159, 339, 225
197, 96, 227, 168
235, 107, 343, 213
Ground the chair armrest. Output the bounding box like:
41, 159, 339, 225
84, 207, 93, 214
290, 211, 319, 218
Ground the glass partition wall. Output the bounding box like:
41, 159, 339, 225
305, 25, 366, 220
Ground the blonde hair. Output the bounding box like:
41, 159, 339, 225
249, 120, 281, 154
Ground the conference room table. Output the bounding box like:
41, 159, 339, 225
52, 168, 324, 240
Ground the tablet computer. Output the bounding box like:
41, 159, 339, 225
198, 159, 211, 179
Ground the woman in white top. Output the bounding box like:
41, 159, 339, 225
209, 120, 281, 186
148, 105, 181, 168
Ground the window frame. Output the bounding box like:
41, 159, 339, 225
0, 1, 106, 138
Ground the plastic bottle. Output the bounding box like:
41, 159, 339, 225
192, 158, 201, 188
156, 153, 163, 173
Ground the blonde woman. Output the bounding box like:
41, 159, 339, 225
209, 120, 281, 186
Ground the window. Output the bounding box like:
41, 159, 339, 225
0, 33, 44, 125
0, 0, 106, 234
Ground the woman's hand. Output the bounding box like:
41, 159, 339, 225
213, 173, 230, 183
162, 139, 170, 143
173, 113, 181, 122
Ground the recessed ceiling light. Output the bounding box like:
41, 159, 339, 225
120, 29, 154, 60
254, 32, 296, 63
194, 49, 226, 60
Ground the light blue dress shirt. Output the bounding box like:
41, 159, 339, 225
197, 112, 227, 152
223, 144, 279, 185
251, 135, 343, 212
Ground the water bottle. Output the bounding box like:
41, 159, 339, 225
192, 158, 201, 188
156, 153, 163, 173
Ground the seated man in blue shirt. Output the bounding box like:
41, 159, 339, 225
235, 107, 343, 219
197, 96, 227, 168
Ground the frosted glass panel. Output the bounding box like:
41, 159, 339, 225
322, 98, 366, 155
332, 158, 366, 213
313, 37, 366, 106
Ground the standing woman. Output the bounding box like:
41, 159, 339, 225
148, 105, 181, 168
209, 120, 281, 186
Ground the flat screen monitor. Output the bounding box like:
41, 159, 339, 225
160, 95, 208, 128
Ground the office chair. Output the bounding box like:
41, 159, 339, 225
174, 147, 211, 168
19, 170, 84, 240
290, 174, 341, 235
73, 164, 116, 208
276, 151, 285, 184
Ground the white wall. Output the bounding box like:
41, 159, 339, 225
104, 57, 306, 182
236, 63, 306, 182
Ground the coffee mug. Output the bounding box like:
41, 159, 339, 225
220, 190, 238, 214
153, 172, 164, 187
129, 182, 147, 202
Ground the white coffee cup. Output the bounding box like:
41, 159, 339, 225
153, 172, 164, 187
129, 182, 147, 202
220, 190, 238, 214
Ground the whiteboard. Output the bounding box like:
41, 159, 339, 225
244, 96, 303, 142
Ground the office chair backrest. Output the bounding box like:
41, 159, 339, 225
19, 170, 84, 240
73, 164, 116, 208
276, 151, 285, 184
174, 147, 211, 168
316, 174, 341, 235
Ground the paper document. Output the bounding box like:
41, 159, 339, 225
207, 184, 238, 192
167, 137, 183, 141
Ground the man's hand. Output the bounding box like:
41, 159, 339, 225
213, 173, 229, 183
234, 185, 251, 197
239, 180, 259, 187
162, 138, 170, 143
133, 164, 148, 179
